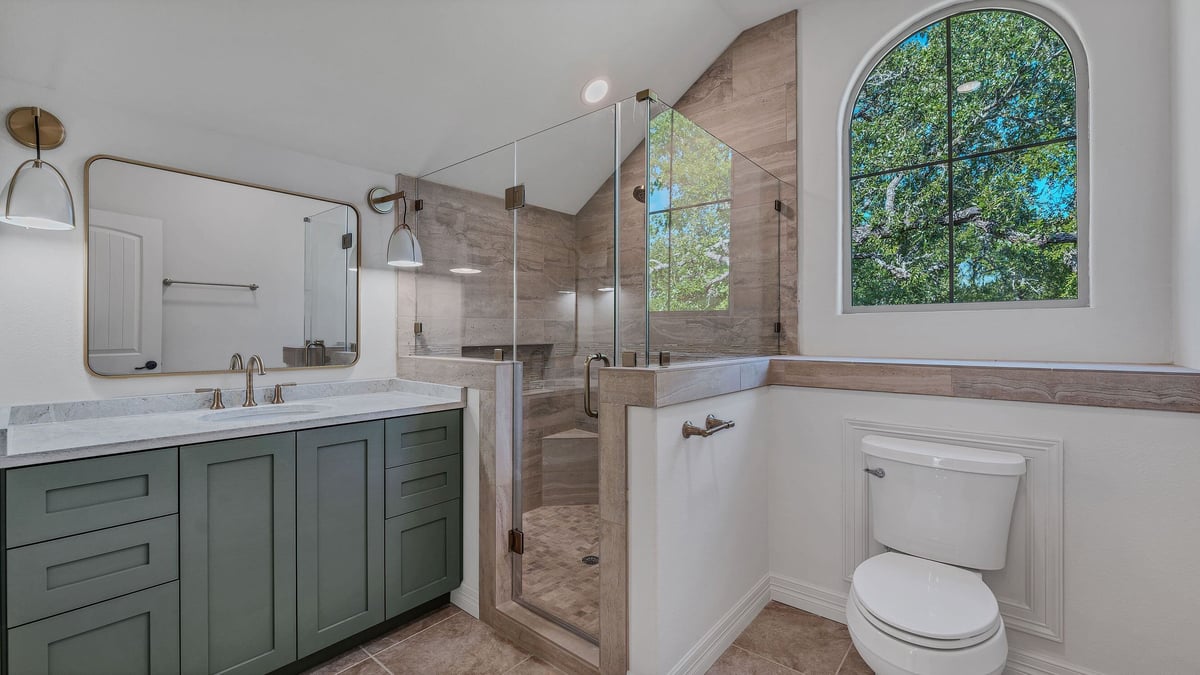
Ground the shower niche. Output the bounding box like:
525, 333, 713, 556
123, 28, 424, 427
403, 93, 788, 644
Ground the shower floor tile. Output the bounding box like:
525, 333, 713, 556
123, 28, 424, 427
518, 503, 601, 637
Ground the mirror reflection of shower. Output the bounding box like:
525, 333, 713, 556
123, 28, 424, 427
301, 205, 357, 366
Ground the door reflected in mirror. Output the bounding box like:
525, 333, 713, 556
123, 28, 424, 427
85, 156, 360, 376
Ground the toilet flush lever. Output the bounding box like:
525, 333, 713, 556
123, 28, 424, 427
864, 467, 885, 478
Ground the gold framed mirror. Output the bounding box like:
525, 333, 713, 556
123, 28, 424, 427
83, 155, 361, 377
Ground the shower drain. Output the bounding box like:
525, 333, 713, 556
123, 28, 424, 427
582, 555, 600, 565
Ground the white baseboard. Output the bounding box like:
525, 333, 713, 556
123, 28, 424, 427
666, 575, 771, 675
767, 575, 1104, 675
451, 583, 479, 618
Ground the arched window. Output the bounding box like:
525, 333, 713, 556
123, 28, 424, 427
846, 3, 1086, 309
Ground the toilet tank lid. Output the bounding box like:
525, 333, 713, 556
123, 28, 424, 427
861, 435, 1027, 476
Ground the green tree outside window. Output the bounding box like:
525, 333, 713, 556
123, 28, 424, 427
849, 9, 1080, 307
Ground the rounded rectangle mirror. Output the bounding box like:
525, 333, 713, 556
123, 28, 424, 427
84, 155, 360, 376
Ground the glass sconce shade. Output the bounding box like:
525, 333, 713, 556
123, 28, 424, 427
387, 223, 423, 267
0, 159, 75, 230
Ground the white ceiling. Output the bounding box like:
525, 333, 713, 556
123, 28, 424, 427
0, 0, 804, 206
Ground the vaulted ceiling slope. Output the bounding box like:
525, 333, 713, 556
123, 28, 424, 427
0, 0, 803, 183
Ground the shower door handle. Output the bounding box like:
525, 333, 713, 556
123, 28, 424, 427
583, 353, 609, 418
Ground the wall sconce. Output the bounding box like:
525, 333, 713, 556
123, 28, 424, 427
368, 187, 423, 268
0, 107, 75, 230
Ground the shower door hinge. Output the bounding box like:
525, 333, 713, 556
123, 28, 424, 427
505, 185, 526, 211
774, 199, 782, 213
508, 528, 525, 555
341, 233, 353, 250
413, 198, 424, 212
774, 322, 782, 334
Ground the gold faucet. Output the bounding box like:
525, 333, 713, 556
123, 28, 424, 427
243, 355, 267, 407
229, 353, 244, 371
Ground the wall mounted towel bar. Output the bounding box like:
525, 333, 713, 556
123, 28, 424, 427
682, 414, 736, 439
163, 278, 260, 291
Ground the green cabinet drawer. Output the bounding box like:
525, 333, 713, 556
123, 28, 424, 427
7, 581, 180, 675
385, 410, 461, 467
297, 422, 385, 658
385, 499, 461, 618
6, 448, 178, 548
7, 515, 179, 627
385, 454, 462, 518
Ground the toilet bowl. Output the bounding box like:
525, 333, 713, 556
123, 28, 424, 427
851, 435, 1026, 675
846, 553, 1007, 675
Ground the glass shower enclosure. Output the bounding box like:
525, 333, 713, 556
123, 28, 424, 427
406, 93, 788, 642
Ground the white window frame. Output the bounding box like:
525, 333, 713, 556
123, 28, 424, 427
840, 0, 1090, 314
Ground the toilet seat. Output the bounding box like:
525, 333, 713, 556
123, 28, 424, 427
851, 553, 1001, 650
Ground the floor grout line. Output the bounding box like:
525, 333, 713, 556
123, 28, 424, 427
368, 651, 394, 675
499, 655, 533, 674
369, 607, 464, 660
832, 642, 853, 674
730, 644, 804, 674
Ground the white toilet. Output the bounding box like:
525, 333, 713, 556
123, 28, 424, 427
846, 435, 1027, 675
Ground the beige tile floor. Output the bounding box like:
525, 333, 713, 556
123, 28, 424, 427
302, 604, 564, 675
305, 600, 868, 675
707, 602, 873, 675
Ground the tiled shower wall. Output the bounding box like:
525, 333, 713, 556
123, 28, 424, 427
575, 11, 800, 359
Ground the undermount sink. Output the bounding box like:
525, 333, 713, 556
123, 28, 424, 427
200, 403, 331, 422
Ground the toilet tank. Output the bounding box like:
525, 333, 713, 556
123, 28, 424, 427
862, 435, 1026, 570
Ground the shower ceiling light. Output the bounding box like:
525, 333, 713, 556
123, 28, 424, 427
581, 78, 609, 104
956, 80, 982, 94
597, 287, 614, 292
0, 107, 74, 230
450, 267, 481, 274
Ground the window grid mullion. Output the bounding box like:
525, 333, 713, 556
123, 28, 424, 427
945, 17, 956, 304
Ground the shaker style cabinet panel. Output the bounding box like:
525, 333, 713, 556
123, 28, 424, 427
7, 515, 179, 627
385, 410, 462, 467
180, 434, 297, 675
385, 499, 462, 618
7, 581, 180, 675
5, 447, 178, 547
296, 421, 385, 658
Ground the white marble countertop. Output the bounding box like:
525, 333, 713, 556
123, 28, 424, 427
0, 380, 464, 469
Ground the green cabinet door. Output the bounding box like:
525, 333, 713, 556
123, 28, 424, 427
180, 434, 297, 675
7, 581, 180, 675
385, 499, 462, 618
296, 421, 385, 658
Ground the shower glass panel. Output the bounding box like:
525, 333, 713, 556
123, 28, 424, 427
409, 143, 516, 359
511, 104, 617, 641
643, 102, 782, 362
303, 205, 356, 358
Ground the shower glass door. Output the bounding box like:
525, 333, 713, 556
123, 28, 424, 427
510, 103, 620, 642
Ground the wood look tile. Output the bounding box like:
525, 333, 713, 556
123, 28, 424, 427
732, 602, 851, 674
373, 612, 530, 675
360, 604, 461, 655
707, 645, 798, 674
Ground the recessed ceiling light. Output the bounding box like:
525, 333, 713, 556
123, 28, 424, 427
956, 80, 982, 94
581, 78, 609, 105
450, 267, 482, 274
597, 287, 614, 292
557, 290, 576, 294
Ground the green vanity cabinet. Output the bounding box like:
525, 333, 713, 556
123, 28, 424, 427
0, 407, 462, 675
296, 421, 385, 658
180, 433, 298, 675
8, 581, 181, 675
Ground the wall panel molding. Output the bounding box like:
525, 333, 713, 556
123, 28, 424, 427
841, 419, 1064, 642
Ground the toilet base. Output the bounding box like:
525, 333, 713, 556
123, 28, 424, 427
846, 589, 1008, 675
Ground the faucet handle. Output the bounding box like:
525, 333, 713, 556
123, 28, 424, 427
269, 382, 297, 405
195, 388, 225, 410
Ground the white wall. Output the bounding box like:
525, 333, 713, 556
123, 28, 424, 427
0, 77, 398, 406
797, 0, 1175, 363
769, 386, 1200, 675
628, 389, 771, 675
452, 388, 482, 618
1171, 0, 1200, 368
